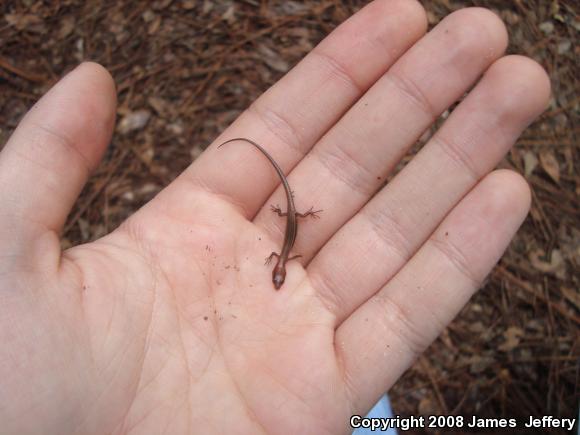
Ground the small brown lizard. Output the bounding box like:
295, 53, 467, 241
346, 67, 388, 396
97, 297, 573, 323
218, 137, 321, 289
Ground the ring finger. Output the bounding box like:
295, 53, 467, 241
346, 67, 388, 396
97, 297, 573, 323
255, 8, 508, 260
310, 54, 550, 321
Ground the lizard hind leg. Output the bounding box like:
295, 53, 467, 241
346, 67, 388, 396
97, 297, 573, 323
265, 252, 279, 265
296, 207, 323, 219
270, 204, 288, 217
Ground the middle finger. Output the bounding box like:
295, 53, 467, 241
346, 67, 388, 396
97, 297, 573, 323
255, 9, 507, 260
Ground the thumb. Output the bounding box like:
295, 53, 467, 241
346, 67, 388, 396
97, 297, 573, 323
0, 62, 116, 258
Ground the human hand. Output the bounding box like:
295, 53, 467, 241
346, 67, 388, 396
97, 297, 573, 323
0, 1, 549, 434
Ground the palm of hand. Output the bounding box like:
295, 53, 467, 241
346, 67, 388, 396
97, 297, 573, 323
16, 183, 344, 434
0, 2, 549, 434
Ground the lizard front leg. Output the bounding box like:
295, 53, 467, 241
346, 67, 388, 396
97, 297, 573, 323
270, 204, 322, 219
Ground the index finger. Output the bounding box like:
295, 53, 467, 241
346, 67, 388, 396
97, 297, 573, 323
178, 0, 427, 217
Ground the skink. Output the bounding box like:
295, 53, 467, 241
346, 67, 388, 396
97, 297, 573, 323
218, 137, 321, 289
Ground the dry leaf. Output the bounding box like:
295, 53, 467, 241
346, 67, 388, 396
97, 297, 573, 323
523, 151, 538, 177
561, 287, 580, 311
92, 224, 107, 239
117, 110, 151, 134
60, 238, 72, 250
152, 0, 172, 10
275, 1, 308, 14
529, 249, 566, 279
469, 321, 485, 333
5, 13, 42, 31
258, 44, 289, 73
539, 21, 554, 34
58, 16, 75, 39
222, 5, 236, 23
499, 326, 523, 352
539, 150, 560, 183
166, 122, 184, 135
191, 144, 204, 160
418, 393, 437, 415
557, 39, 572, 54
182, 0, 196, 10
202, 0, 213, 14
75, 37, 84, 61
142, 10, 155, 22
148, 96, 171, 117
78, 218, 90, 241
469, 355, 494, 374
426, 10, 439, 25
148, 16, 162, 35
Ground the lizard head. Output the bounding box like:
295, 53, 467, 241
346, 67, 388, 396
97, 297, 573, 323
272, 266, 286, 290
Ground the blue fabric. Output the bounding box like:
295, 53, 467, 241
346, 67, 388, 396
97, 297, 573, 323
352, 394, 397, 434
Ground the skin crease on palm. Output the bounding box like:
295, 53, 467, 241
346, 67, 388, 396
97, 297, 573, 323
0, 0, 550, 434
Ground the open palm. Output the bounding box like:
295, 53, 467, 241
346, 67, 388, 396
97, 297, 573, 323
0, 2, 549, 434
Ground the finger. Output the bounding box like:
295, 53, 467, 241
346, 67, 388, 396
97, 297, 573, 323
272, 7, 509, 259
336, 170, 531, 414
0, 63, 116, 251
178, 0, 427, 217
310, 55, 550, 321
